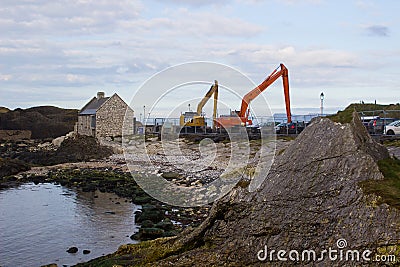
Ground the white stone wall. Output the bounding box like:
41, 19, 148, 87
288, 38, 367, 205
95, 94, 134, 138
76, 115, 95, 136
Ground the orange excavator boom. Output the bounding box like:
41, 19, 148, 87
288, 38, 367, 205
239, 63, 291, 124
215, 63, 292, 129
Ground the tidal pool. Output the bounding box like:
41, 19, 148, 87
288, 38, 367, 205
0, 182, 139, 267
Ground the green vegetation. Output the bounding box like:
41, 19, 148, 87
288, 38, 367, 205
0, 107, 9, 113
75, 237, 187, 267
360, 157, 400, 209
277, 135, 296, 141
328, 103, 400, 124
383, 140, 400, 147
277, 148, 286, 156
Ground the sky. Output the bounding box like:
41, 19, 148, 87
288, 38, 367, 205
0, 0, 399, 117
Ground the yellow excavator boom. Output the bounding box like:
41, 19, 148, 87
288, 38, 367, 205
196, 80, 218, 129
180, 80, 219, 130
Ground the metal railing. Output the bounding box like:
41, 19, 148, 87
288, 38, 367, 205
358, 110, 400, 136
358, 110, 400, 120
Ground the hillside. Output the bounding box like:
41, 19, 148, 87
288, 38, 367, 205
0, 107, 10, 114
0, 106, 78, 139
329, 103, 400, 123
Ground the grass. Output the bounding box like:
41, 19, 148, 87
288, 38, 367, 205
360, 157, 400, 209
383, 140, 400, 147
277, 148, 286, 156
277, 135, 296, 141
0, 107, 9, 113
75, 236, 196, 267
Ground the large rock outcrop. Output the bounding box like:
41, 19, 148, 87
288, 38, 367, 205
15, 135, 113, 165
80, 113, 400, 266
0, 106, 78, 139
0, 157, 30, 178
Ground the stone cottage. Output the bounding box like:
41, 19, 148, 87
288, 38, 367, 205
75, 92, 134, 138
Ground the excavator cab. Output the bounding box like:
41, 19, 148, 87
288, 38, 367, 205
180, 111, 205, 127
179, 112, 206, 133
179, 80, 218, 133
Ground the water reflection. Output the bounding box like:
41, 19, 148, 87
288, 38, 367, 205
0, 183, 139, 267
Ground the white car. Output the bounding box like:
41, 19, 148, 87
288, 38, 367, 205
384, 120, 400, 135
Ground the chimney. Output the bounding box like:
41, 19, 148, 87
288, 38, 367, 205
97, 92, 105, 99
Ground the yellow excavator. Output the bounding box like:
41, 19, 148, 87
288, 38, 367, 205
180, 80, 218, 132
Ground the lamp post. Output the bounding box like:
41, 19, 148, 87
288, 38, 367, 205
139, 113, 142, 123
320, 92, 324, 116
143, 105, 146, 124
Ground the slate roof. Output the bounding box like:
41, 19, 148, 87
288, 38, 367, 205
79, 96, 110, 115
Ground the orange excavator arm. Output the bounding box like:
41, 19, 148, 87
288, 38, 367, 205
239, 63, 292, 123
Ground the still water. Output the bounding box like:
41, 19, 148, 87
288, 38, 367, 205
0, 183, 139, 267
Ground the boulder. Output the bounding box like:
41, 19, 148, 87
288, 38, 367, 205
0, 157, 30, 178
161, 172, 180, 179
66, 246, 78, 253
140, 220, 155, 228
51, 136, 65, 147
131, 227, 165, 241
135, 204, 164, 223
66, 131, 76, 138
155, 219, 174, 231
15, 135, 113, 165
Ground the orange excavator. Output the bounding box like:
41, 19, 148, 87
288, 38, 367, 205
215, 63, 292, 129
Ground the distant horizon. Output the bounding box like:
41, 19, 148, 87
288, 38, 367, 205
1, 101, 399, 118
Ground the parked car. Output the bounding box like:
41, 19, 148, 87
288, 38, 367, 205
361, 116, 379, 128
384, 120, 400, 135
275, 122, 306, 134
367, 118, 398, 135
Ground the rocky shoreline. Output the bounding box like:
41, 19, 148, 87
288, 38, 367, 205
1, 166, 211, 243
2, 122, 400, 266
0, 135, 228, 243
0, 134, 310, 267
72, 114, 400, 266
0, 134, 291, 245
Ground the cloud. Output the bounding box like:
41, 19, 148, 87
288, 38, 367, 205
0, 1, 262, 92
119, 8, 263, 37
214, 44, 358, 69
153, 0, 228, 6
0, 0, 143, 37
207, 44, 365, 94
238, 0, 323, 4
274, 0, 322, 4
0, 0, 397, 110
365, 25, 389, 37
355, 0, 375, 9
